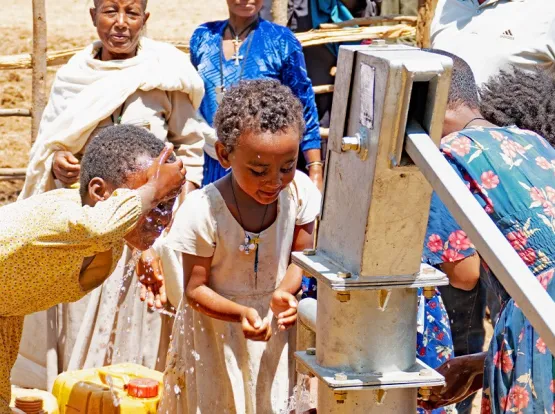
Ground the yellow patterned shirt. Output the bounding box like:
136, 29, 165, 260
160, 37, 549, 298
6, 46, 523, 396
0, 188, 142, 316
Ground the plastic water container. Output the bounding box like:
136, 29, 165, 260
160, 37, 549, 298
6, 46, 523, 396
10, 387, 59, 414
52, 363, 163, 414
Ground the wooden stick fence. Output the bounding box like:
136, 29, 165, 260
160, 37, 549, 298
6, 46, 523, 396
31, 0, 47, 140
0, 109, 31, 117
0, 24, 415, 71
0, 4, 420, 182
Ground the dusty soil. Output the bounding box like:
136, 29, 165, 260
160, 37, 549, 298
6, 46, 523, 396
0, 0, 228, 204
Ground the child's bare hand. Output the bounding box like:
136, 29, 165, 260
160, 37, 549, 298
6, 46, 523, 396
136, 248, 167, 309
140, 144, 187, 210
241, 308, 272, 341
270, 290, 298, 331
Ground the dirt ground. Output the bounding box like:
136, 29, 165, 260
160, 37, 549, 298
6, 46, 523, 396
0, 0, 228, 204
0, 1, 490, 412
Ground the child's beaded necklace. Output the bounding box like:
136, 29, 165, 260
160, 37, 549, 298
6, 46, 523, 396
230, 176, 269, 289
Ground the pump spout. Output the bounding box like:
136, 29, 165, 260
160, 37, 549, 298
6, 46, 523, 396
298, 298, 318, 332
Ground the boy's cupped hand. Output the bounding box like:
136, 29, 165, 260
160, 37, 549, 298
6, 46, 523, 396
142, 144, 187, 209
241, 307, 272, 341
270, 290, 298, 331
137, 248, 167, 309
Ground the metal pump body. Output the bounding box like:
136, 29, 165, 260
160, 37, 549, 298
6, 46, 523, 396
293, 45, 453, 413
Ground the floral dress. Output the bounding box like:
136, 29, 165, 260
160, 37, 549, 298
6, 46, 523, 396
422, 126, 555, 414
416, 288, 456, 414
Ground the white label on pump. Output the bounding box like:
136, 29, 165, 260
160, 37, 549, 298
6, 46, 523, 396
360, 64, 375, 130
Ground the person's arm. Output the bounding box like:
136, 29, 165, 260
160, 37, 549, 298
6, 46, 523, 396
68, 144, 186, 252
184, 253, 272, 341
419, 352, 486, 410
280, 33, 323, 191
66, 188, 143, 252
271, 221, 316, 330
271, 172, 322, 328
423, 191, 479, 290
303, 150, 324, 192
440, 252, 481, 290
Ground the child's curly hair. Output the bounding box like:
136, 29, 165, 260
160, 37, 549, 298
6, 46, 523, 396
80, 125, 174, 199
480, 67, 555, 144
214, 79, 305, 153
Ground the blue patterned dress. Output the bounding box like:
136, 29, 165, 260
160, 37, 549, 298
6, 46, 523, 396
416, 286, 456, 414
189, 19, 321, 186
422, 126, 555, 414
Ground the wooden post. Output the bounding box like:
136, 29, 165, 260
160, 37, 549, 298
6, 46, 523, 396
416, 0, 437, 48
271, 0, 288, 26
31, 0, 47, 143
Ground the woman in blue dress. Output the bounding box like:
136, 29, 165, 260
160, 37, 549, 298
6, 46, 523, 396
190, 0, 323, 189
418, 60, 555, 413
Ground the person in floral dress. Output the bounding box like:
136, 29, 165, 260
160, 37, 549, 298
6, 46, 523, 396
419, 53, 555, 414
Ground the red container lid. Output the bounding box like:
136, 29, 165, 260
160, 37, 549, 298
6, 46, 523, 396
127, 378, 159, 399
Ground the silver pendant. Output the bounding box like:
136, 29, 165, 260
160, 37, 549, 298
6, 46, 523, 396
239, 235, 258, 255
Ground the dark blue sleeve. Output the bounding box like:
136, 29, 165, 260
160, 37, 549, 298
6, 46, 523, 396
189, 27, 204, 69
280, 32, 321, 152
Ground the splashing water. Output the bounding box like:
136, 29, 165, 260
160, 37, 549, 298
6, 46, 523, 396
119, 250, 142, 294
105, 250, 142, 364
280, 374, 314, 414
156, 308, 176, 318
144, 215, 165, 235
104, 374, 122, 407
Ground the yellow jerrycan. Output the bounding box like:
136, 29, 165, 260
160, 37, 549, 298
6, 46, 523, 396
52, 363, 163, 414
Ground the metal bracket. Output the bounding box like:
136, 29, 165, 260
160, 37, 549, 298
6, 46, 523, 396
295, 351, 445, 390
292, 251, 448, 291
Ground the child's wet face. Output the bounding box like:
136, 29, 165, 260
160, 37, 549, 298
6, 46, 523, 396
121, 155, 176, 250
229, 128, 300, 205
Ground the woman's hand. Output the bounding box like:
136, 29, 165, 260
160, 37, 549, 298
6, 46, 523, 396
308, 164, 323, 192
136, 248, 167, 309
418, 353, 486, 410
241, 307, 272, 341
53, 150, 81, 185
270, 290, 298, 331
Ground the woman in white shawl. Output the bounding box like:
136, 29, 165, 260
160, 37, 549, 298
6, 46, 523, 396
15, 0, 206, 389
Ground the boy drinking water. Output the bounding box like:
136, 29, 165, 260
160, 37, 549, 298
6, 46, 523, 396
159, 80, 322, 413
0, 125, 186, 413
